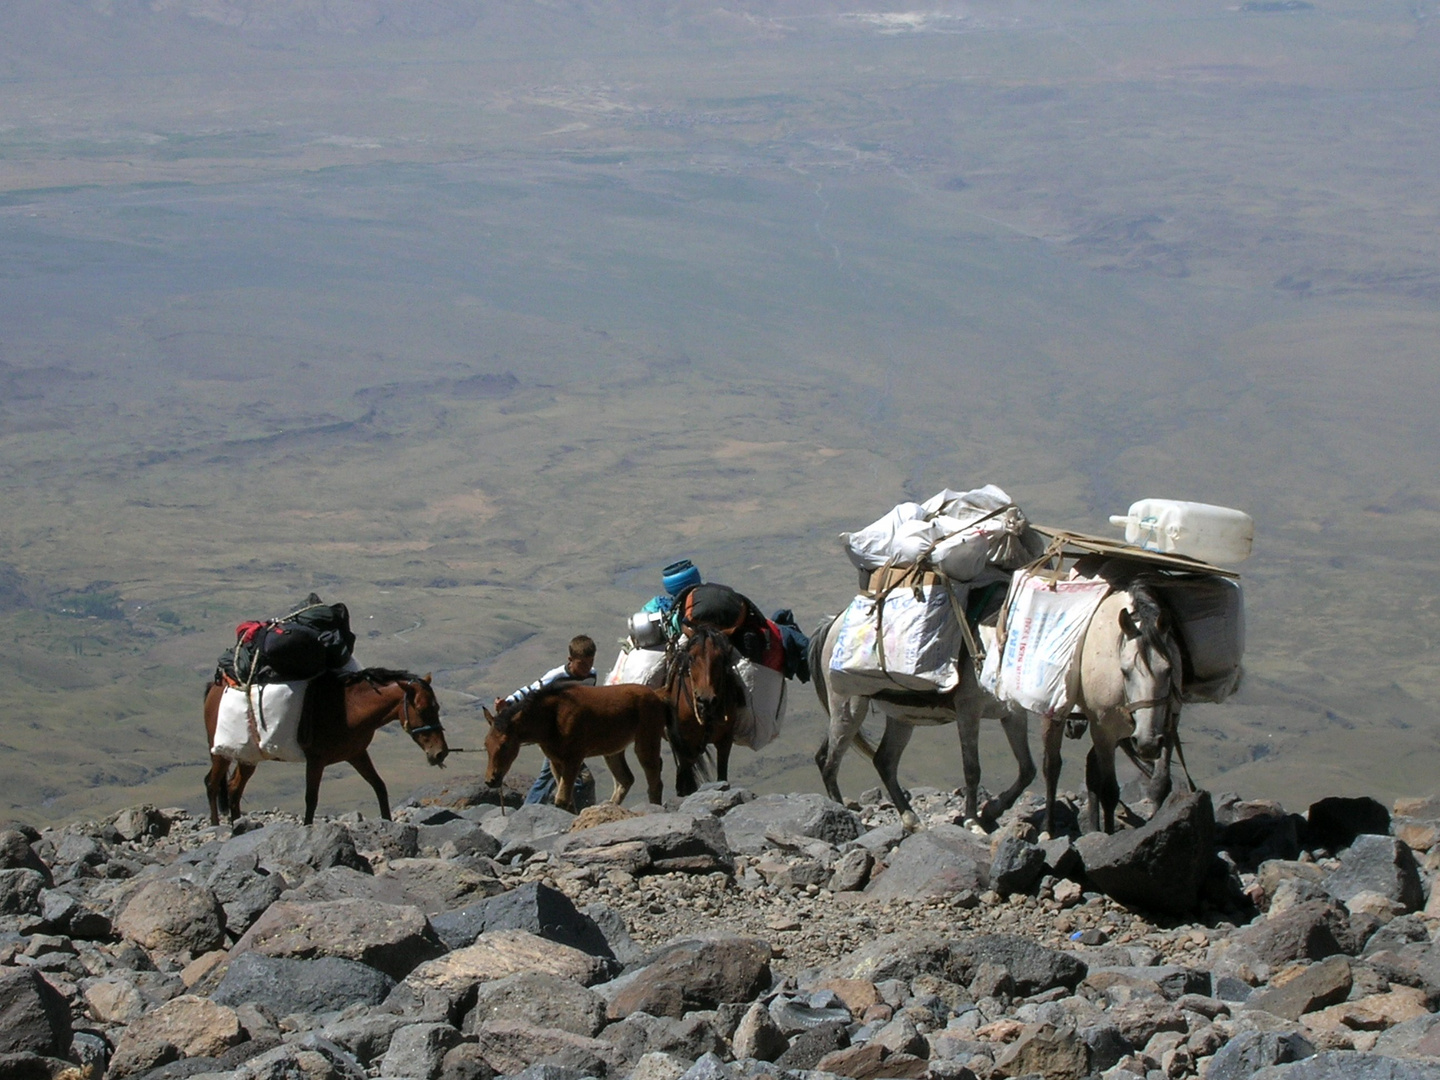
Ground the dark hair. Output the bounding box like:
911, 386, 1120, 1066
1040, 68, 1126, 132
569, 635, 597, 659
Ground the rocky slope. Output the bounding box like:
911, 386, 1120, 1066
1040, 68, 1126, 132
4, 777, 1440, 1080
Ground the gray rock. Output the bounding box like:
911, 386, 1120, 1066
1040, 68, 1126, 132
320, 1012, 411, 1066
1373, 1013, 1440, 1059
116, 879, 226, 955
0, 832, 51, 884
431, 882, 614, 957
1325, 835, 1425, 913
863, 826, 989, 903
230, 898, 444, 980
0, 870, 45, 917
280, 865, 406, 905
679, 1052, 735, 1080
1251, 1051, 1440, 1079
1075, 790, 1215, 915
217, 821, 370, 885
348, 819, 421, 860
822, 932, 952, 985
1306, 796, 1390, 851
773, 1020, 848, 1071
206, 859, 286, 939
731, 1001, 788, 1062
605, 937, 771, 1020
989, 836, 1046, 897
440, 1042, 496, 1080
600, 1012, 725, 1064
553, 813, 733, 875
1225, 899, 1357, 966
113, 806, 171, 842
720, 794, 859, 855
473, 1018, 624, 1077
0, 968, 72, 1057
211, 951, 396, 1015
381, 1021, 465, 1080
949, 935, 1087, 996
481, 804, 576, 844
583, 903, 642, 965
678, 786, 754, 818
379, 858, 505, 914
465, 972, 607, 1037
1206, 1030, 1316, 1080
1244, 955, 1352, 1020
416, 820, 502, 860
828, 848, 873, 892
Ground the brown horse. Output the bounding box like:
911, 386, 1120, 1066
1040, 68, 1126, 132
667, 626, 748, 797
204, 668, 449, 826
482, 683, 667, 811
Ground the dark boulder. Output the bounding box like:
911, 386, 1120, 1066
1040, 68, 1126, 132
1075, 790, 1214, 915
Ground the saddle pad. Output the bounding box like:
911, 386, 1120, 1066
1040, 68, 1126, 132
212, 681, 309, 764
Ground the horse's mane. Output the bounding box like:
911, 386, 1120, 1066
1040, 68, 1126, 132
339, 667, 426, 688
492, 680, 579, 733
1125, 584, 1173, 660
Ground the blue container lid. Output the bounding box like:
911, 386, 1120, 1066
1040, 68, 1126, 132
662, 560, 701, 596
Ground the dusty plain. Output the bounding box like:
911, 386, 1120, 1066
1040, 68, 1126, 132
1, 0, 1439, 823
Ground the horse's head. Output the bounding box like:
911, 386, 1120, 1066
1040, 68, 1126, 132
482, 704, 522, 791
400, 674, 450, 767
667, 628, 738, 796
1115, 590, 1182, 760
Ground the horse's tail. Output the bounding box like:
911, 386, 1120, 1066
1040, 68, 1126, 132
807, 614, 837, 717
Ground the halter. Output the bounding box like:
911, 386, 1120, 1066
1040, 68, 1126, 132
397, 683, 445, 737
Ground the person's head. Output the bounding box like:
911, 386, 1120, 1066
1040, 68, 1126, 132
566, 634, 597, 678
662, 559, 702, 597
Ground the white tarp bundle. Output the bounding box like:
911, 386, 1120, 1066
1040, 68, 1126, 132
1145, 573, 1245, 704
732, 655, 787, 750
980, 571, 1111, 720
840, 484, 1041, 581
212, 680, 309, 764
829, 583, 964, 697
604, 642, 668, 689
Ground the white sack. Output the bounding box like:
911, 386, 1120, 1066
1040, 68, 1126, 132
829, 585, 963, 697
840, 502, 927, 571
605, 643, 668, 689
731, 656, 787, 750
981, 573, 1111, 720
212, 681, 309, 764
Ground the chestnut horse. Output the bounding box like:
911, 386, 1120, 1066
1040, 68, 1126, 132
483, 683, 668, 811
667, 626, 748, 797
204, 668, 449, 826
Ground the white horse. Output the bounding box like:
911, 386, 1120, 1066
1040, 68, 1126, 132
809, 613, 1035, 831
1041, 577, 1186, 835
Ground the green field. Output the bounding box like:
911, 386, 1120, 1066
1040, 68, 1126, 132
2, 0, 1439, 824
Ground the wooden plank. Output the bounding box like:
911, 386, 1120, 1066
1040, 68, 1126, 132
1031, 526, 1242, 579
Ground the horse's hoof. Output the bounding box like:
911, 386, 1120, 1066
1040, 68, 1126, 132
901, 811, 922, 832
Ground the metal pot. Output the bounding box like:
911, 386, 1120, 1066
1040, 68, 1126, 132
629, 610, 666, 649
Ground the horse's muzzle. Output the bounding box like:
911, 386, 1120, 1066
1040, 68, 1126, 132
428, 748, 449, 767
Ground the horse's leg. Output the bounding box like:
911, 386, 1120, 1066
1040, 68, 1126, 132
603, 752, 634, 805
714, 734, 733, 785
553, 760, 579, 812
304, 756, 326, 825
1087, 724, 1123, 834
872, 718, 920, 831
1040, 713, 1065, 837
205, 756, 228, 826
1083, 747, 1104, 834
995, 707, 1037, 815
229, 762, 255, 823
348, 750, 391, 821
956, 710, 982, 827
636, 727, 665, 805
816, 695, 867, 805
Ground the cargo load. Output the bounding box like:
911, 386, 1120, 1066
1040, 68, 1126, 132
1136, 571, 1245, 704
840, 485, 1045, 581
732, 654, 787, 750
221, 593, 357, 686
211, 680, 309, 764
828, 574, 966, 697
1109, 499, 1254, 567
979, 570, 1112, 720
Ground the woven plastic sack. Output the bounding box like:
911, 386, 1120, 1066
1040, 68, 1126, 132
981, 572, 1111, 719
829, 585, 963, 697
604, 643, 667, 689
732, 655, 787, 750
212, 681, 309, 764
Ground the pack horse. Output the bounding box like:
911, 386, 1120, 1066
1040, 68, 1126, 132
204, 668, 449, 826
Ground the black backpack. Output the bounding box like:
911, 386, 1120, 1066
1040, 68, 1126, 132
220, 594, 356, 684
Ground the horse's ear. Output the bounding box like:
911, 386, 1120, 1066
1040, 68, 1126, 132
483, 707, 496, 725
424, 673, 432, 683
1118, 609, 1141, 640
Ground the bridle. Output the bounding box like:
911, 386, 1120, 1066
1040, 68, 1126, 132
397, 682, 445, 738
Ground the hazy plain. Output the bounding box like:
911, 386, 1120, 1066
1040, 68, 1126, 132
2, 0, 1439, 824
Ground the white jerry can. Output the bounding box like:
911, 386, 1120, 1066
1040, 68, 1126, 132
1110, 499, 1254, 566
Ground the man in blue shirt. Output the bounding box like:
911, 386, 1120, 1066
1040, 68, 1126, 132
494, 635, 598, 808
